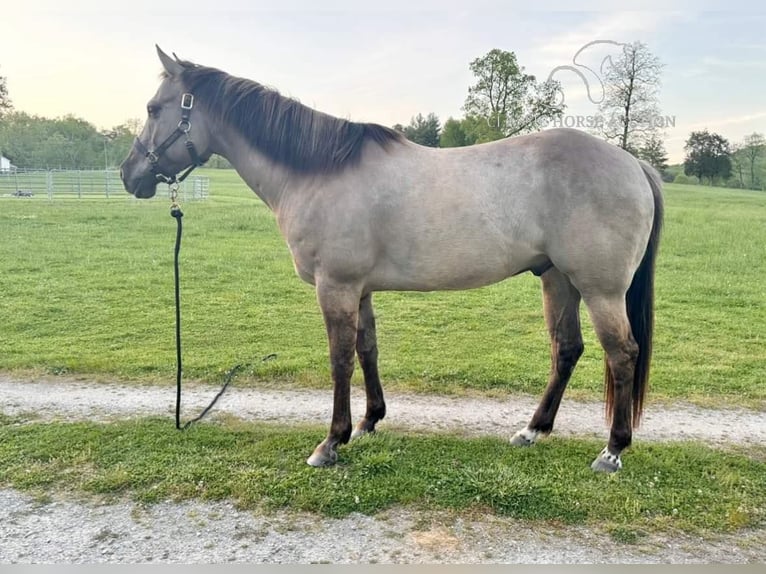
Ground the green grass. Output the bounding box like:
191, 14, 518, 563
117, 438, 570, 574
0, 173, 764, 408
0, 414, 763, 535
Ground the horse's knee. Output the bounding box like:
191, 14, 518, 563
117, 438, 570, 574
356, 334, 378, 363
552, 340, 583, 380
557, 339, 584, 366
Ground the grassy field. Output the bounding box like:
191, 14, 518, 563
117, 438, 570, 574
1, 171, 765, 539
0, 171, 765, 409
1, 413, 763, 536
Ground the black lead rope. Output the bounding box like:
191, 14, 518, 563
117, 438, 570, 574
170, 203, 186, 430
170, 198, 276, 430
171, 201, 238, 430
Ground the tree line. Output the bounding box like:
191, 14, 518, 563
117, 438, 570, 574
662, 130, 766, 190
0, 112, 140, 170
394, 49, 566, 148
394, 43, 672, 173
0, 69, 233, 170
1, 53, 764, 188
0, 68, 139, 170
392, 45, 765, 190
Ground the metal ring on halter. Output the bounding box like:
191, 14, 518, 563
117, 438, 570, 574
178, 119, 191, 133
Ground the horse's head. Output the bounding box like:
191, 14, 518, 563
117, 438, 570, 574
120, 46, 212, 198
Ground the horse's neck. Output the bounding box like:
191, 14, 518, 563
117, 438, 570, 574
213, 127, 292, 213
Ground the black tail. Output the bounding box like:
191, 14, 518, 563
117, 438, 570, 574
605, 160, 663, 427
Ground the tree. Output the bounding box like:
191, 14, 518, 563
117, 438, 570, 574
107, 118, 143, 167
439, 117, 476, 148
638, 135, 668, 172
741, 132, 765, 189
0, 67, 11, 117
58, 115, 103, 168
463, 49, 563, 142
402, 113, 441, 147
0, 111, 142, 169
730, 144, 746, 188
598, 42, 663, 152
683, 130, 732, 185
0, 112, 50, 167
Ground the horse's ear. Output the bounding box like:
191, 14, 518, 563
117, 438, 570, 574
156, 45, 183, 77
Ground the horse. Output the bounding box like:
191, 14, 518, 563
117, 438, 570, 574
121, 46, 662, 472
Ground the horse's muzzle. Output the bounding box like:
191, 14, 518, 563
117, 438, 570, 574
120, 158, 159, 199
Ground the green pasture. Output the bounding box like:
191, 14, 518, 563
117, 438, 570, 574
0, 171, 764, 409
0, 414, 763, 536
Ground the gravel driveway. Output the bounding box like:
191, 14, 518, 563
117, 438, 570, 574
1, 376, 764, 564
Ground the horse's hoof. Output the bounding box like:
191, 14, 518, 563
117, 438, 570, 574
306, 442, 338, 467
510, 427, 539, 447
590, 447, 622, 473
350, 419, 376, 440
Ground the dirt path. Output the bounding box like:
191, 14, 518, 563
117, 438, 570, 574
1, 376, 764, 564
3, 377, 765, 445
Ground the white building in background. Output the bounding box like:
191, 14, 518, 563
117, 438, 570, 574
0, 154, 15, 172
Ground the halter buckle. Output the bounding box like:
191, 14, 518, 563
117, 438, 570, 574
180, 93, 194, 110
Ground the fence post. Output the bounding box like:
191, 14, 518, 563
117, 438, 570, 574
47, 171, 53, 200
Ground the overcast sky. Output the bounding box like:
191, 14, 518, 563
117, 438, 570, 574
3, 2, 765, 163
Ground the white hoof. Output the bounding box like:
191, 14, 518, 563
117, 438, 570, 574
591, 447, 622, 473
350, 427, 368, 440
510, 427, 540, 447
306, 442, 338, 467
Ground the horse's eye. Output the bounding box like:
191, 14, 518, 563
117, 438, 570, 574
147, 105, 160, 118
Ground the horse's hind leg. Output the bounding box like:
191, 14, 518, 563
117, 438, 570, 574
582, 293, 638, 472
512, 268, 583, 446
351, 293, 386, 439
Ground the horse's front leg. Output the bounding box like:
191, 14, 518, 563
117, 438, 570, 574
307, 283, 360, 467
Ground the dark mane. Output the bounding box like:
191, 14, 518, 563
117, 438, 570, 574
172, 61, 403, 175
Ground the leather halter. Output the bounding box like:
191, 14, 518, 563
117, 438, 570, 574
133, 92, 206, 184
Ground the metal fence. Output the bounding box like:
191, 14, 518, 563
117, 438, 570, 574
0, 169, 209, 201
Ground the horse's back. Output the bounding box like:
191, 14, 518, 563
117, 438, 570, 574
398, 128, 655, 283
296, 128, 656, 294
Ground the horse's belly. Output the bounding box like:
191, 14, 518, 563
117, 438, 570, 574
368, 241, 539, 292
